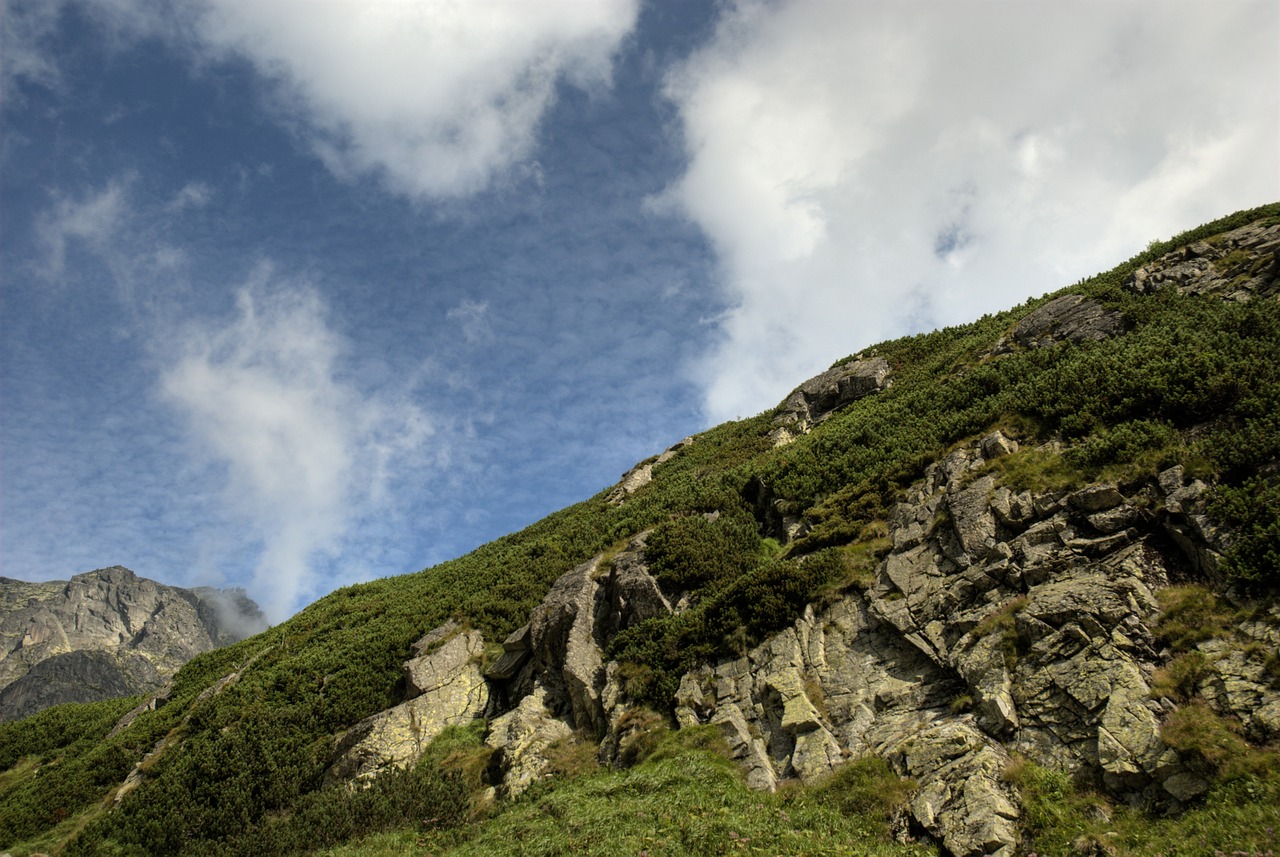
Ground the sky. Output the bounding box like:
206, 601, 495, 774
2, 0, 1276, 622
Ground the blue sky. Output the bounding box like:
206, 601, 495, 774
2, 0, 1276, 621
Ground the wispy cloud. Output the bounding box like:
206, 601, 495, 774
662, 0, 1280, 423
35, 179, 130, 279
159, 268, 431, 619
167, 181, 213, 213
190, 0, 640, 199
1, 0, 173, 102
1, 0, 65, 99
446, 299, 492, 345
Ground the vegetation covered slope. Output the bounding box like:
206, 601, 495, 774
2, 203, 1278, 856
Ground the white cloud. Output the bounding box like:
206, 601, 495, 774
167, 181, 213, 212
160, 269, 431, 619
191, 0, 640, 198
6, 1, 639, 198
1, 0, 173, 101
36, 178, 130, 278
447, 298, 492, 344
663, 0, 1280, 423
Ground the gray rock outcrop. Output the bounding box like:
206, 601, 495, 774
606, 438, 694, 505
0, 650, 161, 722
1011, 294, 1126, 349
327, 623, 489, 784
1124, 221, 1280, 302
483, 535, 674, 793
654, 431, 1277, 854
425, 424, 1274, 854
484, 685, 575, 797
0, 567, 267, 721
770, 356, 891, 445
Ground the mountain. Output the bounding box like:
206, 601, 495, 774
0, 567, 267, 722
1, 204, 1278, 856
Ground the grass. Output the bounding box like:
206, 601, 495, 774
814, 534, 891, 604
1158, 703, 1276, 780
972, 596, 1029, 670
1154, 586, 1236, 653
1, 793, 115, 857
1150, 651, 1212, 702
323, 730, 929, 857
0, 755, 39, 794
1006, 755, 1280, 857
979, 445, 1081, 494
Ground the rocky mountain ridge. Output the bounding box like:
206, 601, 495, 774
0, 566, 266, 721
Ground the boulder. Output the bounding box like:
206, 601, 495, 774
327, 625, 488, 783
948, 475, 998, 560
526, 557, 608, 734
599, 533, 672, 639
484, 686, 575, 797
892, 721, 1020, 857
494, 537, 674, 740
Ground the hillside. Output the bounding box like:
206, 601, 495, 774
0, 567, 266, 722
1, 204, 1278, 856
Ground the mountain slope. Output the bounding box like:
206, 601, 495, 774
1, 204, 1278, 856
0, 567, 267, 722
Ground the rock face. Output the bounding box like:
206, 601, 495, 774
459, 429, 1273, 856
661, 432, 1277, 855
482, 535, 674, 795
770, 356, 891, 445
319, 418, 1255, 855
0, 650, 160, 721
0, 567, 267, 721
1012, 294, 1127, 348
606, 438, 694, 505
328, 623, 489, 784
1124, 221, 1280, 302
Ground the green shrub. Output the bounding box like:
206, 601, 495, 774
1208, 477, 1280, 587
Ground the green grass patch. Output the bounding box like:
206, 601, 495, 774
981, 446, 1082, 494
331, 730, 929, 857
1150, 651, 1212, 702
1006, 754, 1280, 857
1154, 586, 1235, 652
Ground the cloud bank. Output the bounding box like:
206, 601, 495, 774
192, 0, 640, 198
663, 0, 1280, 423
160, 271, 430, 619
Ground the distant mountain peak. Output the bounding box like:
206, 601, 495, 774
0, 566, 267, 721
